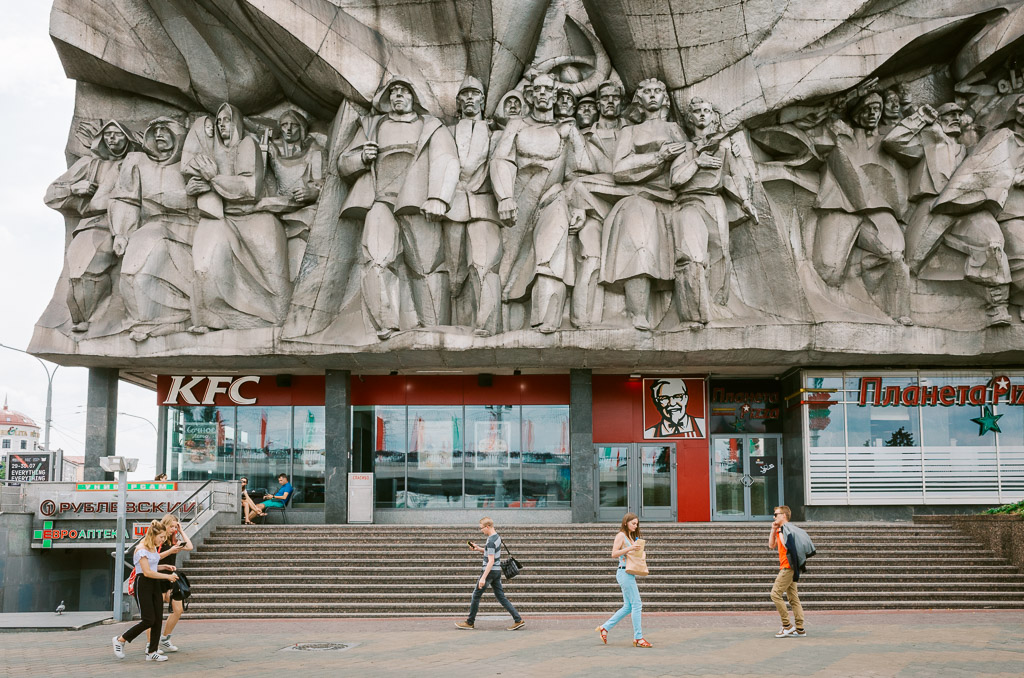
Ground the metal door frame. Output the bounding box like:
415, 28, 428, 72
709, 434, 783, 521
595, 443, 677, 522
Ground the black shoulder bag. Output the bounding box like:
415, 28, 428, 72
175, 571, 193, 611
501, 541, 523, 580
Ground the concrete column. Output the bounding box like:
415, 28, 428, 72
324, 369, 352, 524
155, 406, 168, 476
84, 367, 119, 482
570, 368, 596, 523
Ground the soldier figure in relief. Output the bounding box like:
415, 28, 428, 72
567, 80, 627, 328
600, 78, 685, 330
671, 97, 757, 325
339, 77, 459, 339
110, 118, 197, 341
45, 120, 139, 333
780, 90, 914, 325
928, 94, 1024, 322
444, 76, 504, 337
490, 72, 594, 333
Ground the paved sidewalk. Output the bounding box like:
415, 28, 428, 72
0, 611, 110, 631
1, 610, 1021, 677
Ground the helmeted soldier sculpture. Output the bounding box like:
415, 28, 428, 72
110, 118, 197, 342
671, 97, 757, 325
576, 96, 598, 130
884, 102, 1012, 327
339, 77, 459, 339
443, 76, 503, 337
928, 94, 1024, 322
490, 72, 594, 333
45, 120, 140, 333
759, 87, 914, 325
184, 102, 292, 332
259, 109, 325, 281
600, 78, 685, 330
567, 79, 627, 328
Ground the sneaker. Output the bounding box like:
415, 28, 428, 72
775, 626, 795, 638
112, 636, 125, 659
159, 635, 178, 652
146, 652, 169, 662
454, 621, 475, 630
791, 629, 806, 637
507, 620, 526, 631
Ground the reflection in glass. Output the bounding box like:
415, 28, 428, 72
167, 405, 235, 482
748, 437, 780, 517
354, 406, 406, 508
466, 406, 520, 508
522, 406, 571, 507
713, 437, 744, 516
598, 446, 629, 509
236, 407, 292, 501
640, 445, 671, 509
407, 406, 464, 508
292, 407, 325, 506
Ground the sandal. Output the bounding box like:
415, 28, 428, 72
633, 638, 652, 648
595, 626, 607, 644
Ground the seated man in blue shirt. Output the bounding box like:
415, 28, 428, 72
247, 474, 293, 523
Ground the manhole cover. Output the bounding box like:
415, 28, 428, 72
281, 642, 355, 652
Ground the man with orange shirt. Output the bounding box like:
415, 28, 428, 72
768, 505, 806, 637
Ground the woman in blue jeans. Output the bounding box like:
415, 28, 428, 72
596, 513, 652, 647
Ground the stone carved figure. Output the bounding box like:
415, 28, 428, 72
259, 110, 325, 281
109, 118, 196, 341
768, 89, 914, 325
555, 85, 578, 123
444, 76, 503, 336
883, 102, 1012, 326
575, 96, 598, 130
339, 77, 459, 338
490, 72, 593, 332
672, 97, 758, 322
600, 78, 685, 330
495, 91, 527, 129
45, 120, 140, 332
928, 94, 1024, 322
567, 80, 627, 327
185, 103, 292, 331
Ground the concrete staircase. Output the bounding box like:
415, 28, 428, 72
182, 523, 1024, 618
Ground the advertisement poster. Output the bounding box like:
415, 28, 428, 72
414, 419, 454, 470
474, 421, 511, 469
300, 409, 325, 473
642, 378, 707, 440
182, 422, 218, 471
6, 453, 51, 482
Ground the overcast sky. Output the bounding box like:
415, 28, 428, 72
0, 5, 159, 480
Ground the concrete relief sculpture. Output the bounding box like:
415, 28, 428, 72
186, 103, 292, 332
109, 118, 195, 342
339, 78, 459, 339
45, 121, 140, 332
31, 0, 1024, 361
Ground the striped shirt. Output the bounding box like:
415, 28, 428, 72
482, 533, 502, 571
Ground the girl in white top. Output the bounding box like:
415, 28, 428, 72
112, 521, 178, 661
595, 512, 652, 647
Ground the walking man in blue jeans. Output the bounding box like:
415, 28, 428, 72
455, 517, 525, 631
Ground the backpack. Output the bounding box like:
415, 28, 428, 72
175, 571, 193, 611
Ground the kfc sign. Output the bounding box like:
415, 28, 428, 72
162, 376, 260, 405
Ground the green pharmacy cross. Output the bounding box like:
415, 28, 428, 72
34, 520, 53, 548
971, 406, 1003, 436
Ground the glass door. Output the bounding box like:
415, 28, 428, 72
710, 435, 782, 520
596, 444, 676, 521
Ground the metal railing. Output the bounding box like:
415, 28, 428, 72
0, 479, 28, 513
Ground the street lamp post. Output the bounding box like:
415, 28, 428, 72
118, 412, 157, 433
100, 455, 139, 622
0, 343, 58, 477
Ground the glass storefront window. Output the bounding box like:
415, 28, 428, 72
235, 407, 292, 500
465, 406, 521, 508
804, 376, 846, 500
292, 407, 325, 506
168, 405, 235, 481
353, 406, 406, 508
407, 406, 464, 508
521, 405, 570, 508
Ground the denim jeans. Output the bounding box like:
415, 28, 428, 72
603, 568, 643, 639
466, 569, 521, 624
